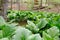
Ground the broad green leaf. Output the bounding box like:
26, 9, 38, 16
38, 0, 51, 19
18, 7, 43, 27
0, 30, 3, 39
26, 20, 39, 33
0, 38, 9, 40
53, 36, 59, 40
27, 34, 42, 40
37, 18, 48, 29
47, 26, 59, 37
2, 24, 15, 37
43, 31, 53, 40
0, 16, 5, 27
0, 16, 15, 37
43, 26, 60, 40
12, 27, 32, 40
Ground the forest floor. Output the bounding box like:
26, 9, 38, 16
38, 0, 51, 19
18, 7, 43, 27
33, 5, 60, 13
20, 5, 60, 13
11, 3, 60, 13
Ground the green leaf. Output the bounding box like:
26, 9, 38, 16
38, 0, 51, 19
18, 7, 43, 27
0, 30, 3, 39
43, 26, 60, 40
2, 24, 15, 37
26, 20, 39, 33
0, 38, 9, 40
12, 27, 32, 40
47, 26, 59, 37
0, 16, 5, 27
0, 16, 16, 37
53, 36, 59, 40
37, 18, 48, 29
43, 31, 53, 40
27, 34, 42, 40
